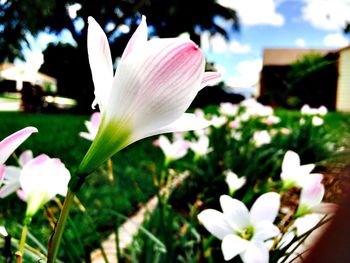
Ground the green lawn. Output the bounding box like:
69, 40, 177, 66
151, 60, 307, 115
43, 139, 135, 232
0, 111, 163, 260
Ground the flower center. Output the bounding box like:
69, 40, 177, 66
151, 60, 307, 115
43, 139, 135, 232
238, 226, 254, 241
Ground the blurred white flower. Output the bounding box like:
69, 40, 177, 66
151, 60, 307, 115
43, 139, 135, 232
312, 116, 324, 126
241, 99, 274, 118
156, 135, 189, 165
198, 193, 280, 262
211, 115, 228, 128
0, 225, 8, 237
252, 130, 271, 147
219, 102, 239, 116
0, 151, 70, 217
228, 119, 241, 129
301, 105, 328, 116
280, 150, 322, 189
224, 170, 246, 195
262, 115, 280, 125
79, 112, 101, 141
189, 135, 211, 157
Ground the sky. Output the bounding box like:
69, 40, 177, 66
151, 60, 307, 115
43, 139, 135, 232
16, 0, 350, 96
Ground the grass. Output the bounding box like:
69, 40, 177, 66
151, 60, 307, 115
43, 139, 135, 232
0, 111, 164, 261
1, 109, 349, 261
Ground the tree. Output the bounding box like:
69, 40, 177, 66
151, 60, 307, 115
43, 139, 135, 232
0, 0, 239, 112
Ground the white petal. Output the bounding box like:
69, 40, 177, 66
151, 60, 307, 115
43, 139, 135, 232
134, 113, 211, 141
250, 192, 280, 224
221, 234, 249, 261
282, 151, 300, 172
0, 166, 21, 198
220, 195, 250, 231
120, 15, 148, 61
240, 241, 269, 263
87, 17, 114, 109
19, 150, 33, 167
197, 209, 232, 240
254, 221, 280, 241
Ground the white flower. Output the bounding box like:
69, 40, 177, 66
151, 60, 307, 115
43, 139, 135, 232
79, 112, 101, 141
252, 130, 271, 147
189, 135, 211, 157
198, 193, 280, 262
296, 180, 337, 217
156, 135, 189, 164
219, 102, 238, 116
224, 170, 246, 194
211, 115, 228, 128
0, 151, 71, 217
280, 150, 322, 189
312, 116, 324, 126
78, 16, 220, 174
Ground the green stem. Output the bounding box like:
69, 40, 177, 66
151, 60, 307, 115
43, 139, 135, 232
47, 189, 75, 263
18, 223, 28, 254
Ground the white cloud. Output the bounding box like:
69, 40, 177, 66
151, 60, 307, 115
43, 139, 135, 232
229, 40, 252, 53
217, 0, 285, 26
323, 33, 349, 47
296, 38, 306, 47
200, 32, 251, 54
302, 0, 350, 30
227, 58, 262, 88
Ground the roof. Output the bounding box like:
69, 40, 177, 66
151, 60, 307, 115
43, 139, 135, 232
263, 48, 336, 66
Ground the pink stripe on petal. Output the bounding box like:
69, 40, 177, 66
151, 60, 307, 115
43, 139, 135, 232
0, 127, 38, 165
200, 72, 221, 89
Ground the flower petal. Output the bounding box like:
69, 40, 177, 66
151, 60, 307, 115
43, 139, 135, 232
108, 38, 205, 133
240, 241, 269, 263
87, 16, 114, 109
300, 181, 324, 209
221, 234, 249, 261
0, 166, 22, 198
250, 192, 280, 224
19, 150, 33, 167
200, 72, 221, 89
312, 203, 338, 214
220, 195, 250, 231
197, 209, 232, 240
254, 221, 280, 241
121, 15, 148, 61
0, 127, 38, 165
282, 150, 300, 172
134, 113, 211, 141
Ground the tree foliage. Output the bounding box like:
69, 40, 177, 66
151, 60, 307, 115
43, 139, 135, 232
0, 0, 239, 111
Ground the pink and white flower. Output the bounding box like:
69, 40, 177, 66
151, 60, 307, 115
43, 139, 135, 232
224, 170, 246, 195
198, 193, 280, 262
79, 112, 101, 141
280, 150, 322, 189
79, 16, 220, 174
296, 180, 337, 217
189, 135, 211, 157
0, 151, 70, 217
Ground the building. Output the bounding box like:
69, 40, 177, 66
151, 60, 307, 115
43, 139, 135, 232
259, 46, 350, 112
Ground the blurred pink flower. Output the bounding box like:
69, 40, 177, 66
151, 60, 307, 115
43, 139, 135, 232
157, 135, 190, 164
79, 112, 101, 141
0, 151, 70, 217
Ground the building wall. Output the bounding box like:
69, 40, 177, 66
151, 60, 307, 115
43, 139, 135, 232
337, 48, 350, 112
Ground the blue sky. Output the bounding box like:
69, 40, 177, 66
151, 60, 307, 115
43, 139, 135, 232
16, 0, 350, 96
202, 0, 350, 94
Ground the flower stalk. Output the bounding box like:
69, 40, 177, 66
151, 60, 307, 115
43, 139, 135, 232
47, 188, 76, 263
